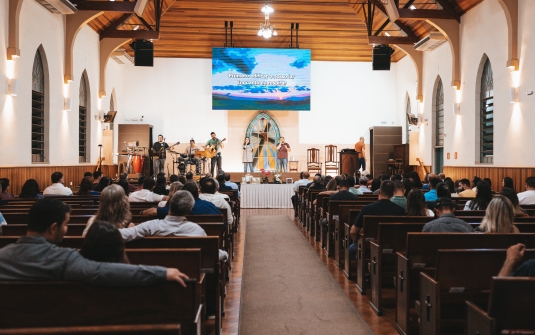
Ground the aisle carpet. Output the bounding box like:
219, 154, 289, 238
239, 215, 373, 335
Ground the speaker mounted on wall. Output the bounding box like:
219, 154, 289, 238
372, 44, 394, 71
131, 39, 154, 67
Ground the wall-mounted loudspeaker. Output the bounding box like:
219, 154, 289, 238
372, 45, 394, 71
131, 40, 153, 67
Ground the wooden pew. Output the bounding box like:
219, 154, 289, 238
395, 233, 535, 335
2, 213, 93, 225
297, 186, 307, 224
312, 194, 329, 237
466, 277, 535, 335
325, 200, 360, 257
0, 236, 222, 334
305, 189, 323, 232
0, 281, 199, 335
419, 249, 535, 335
1, 224, 86, 236
0, 324, 182, 335
333, 204, 363, 267
356, 216, 440, 295
342, 209, 361, 279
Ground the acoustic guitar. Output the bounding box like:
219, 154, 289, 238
204, 138, 226, 159
95, 157, 105, 172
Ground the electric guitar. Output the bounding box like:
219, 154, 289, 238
152, 141, 180, 159
205, 138, 226, 159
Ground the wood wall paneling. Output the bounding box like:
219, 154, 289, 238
443, 166, 535, 193
0, 165, 118, 196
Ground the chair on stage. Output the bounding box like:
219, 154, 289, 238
307, 148, 322, 175
324, 145, 339, 176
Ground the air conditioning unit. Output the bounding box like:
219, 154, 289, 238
111, 49, 135, 65
35, 0, 77, 14
414, 32, 447, 51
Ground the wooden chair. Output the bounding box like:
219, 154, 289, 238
307, 148, 322, 174
324, 145, 339, 176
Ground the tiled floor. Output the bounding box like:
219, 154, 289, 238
222, 209, 399, 335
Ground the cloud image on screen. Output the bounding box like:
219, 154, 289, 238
212, 48, 311, 111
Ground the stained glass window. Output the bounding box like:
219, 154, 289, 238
245, 112, 281, 171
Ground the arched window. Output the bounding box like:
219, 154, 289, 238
433, 77, 444, 174
245, 112, 281, 171
31, 50, 46, 163
405, 94, 411, 144
435, 79, 444, 147
79, 73, 89, 162
480, 58, 494, 163
109, 94, 114, 112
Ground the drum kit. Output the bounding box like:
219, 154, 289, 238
170, 151, 209, 176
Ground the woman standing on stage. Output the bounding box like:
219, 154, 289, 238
243, 137, 254, 173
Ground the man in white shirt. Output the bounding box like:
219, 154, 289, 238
121, 191, 228, 260
293, 171, 310, 192
357, 177, 372, 193
43, 172, 73, 196
199, 178, 233, 227
128, 178, 168, 203
291, 172, 310, 217
518, 177, 535, 205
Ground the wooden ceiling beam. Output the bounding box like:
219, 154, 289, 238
374, 3, 417, 40
104, 30, 160, 40
398, 8, 459, 20
434, 0, 461, 22
99, 13, 133, 40
367, 36, 417, 45
71, 0, 137, 13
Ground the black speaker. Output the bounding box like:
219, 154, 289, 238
372, 45, 394, 71
132, 40, 153, 67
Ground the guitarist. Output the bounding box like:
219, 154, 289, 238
204, 132, 225, 176
152, 135, 170, 176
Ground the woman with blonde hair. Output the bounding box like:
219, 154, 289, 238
476, 195, 519, 233
83, 184, 133, 236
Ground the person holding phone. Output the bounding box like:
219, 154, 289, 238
276, 137, 291, 172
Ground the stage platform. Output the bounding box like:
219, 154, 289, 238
225, 172, 302, 183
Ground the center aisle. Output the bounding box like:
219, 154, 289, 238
239, 215, 374, 334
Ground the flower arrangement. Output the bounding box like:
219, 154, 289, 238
260, 168, 271, 184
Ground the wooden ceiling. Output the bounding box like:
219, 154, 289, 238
86, 0, 484, 62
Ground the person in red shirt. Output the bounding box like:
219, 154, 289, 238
276, 137, 291, 172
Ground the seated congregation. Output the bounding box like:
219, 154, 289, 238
0, 171, 240, 335
293, 170, 535, 335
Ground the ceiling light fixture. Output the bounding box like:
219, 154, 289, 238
258, 4, 277, 39
133, 25, 140, 31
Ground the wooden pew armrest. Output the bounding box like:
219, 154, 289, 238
466, 301, 495, 335
419, 271, 438, 327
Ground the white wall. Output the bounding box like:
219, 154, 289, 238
395, 0, 535, 169
0, 3, 126, 168
121, 58, 400, 172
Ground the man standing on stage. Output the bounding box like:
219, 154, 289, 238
152, 135, 169, 176
276, 137, 291, 172
354, 137, 366, 172
205, 132, 224, 176
184, 139, 201, 174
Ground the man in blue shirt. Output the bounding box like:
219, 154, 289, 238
182, 182, 221, 215
499, 243, 535, 277
424, 177, 440, 202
